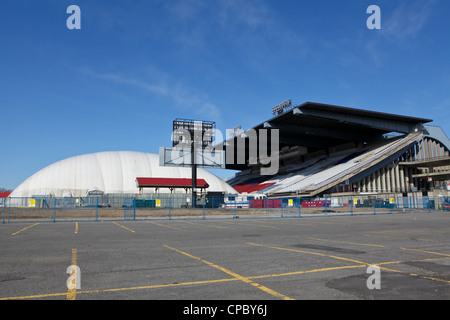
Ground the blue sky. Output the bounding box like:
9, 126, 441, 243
1, 0, 449, 190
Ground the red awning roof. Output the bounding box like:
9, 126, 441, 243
233, 183, 276, 194
0, 192, 10, 198
136, 178, 209, 189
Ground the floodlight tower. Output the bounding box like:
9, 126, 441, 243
172, 119, 215, 208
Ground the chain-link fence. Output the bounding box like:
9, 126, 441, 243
1, 193, 448, 223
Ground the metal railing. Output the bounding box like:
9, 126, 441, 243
1, 193, 447, 223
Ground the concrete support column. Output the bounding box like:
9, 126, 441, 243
394, 163, 401, 193
389, 163, 395, 192
379, 168, 384, 193
369, 174, 375, 192
383, 166, 388, 193
371, 174, 376, 192
407, 168, 413, 192
427, 138, 432, 160
375, 171, 380, 193
399, 166, 406, 192
420, 139, 425, 161
432, 140, 437, 159
439, 145, 445, 158
388, 165, 394, 193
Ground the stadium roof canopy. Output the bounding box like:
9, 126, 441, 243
225, 102, 433, 170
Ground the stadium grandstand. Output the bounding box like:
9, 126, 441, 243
223, 102, 450, 199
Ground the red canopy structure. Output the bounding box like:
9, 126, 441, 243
135, 177, 209, 193
232, 183, 276, 194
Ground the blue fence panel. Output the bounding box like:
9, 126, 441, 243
1, 194, 446, 223
124, 199, 135, 220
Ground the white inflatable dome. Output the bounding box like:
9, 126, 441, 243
10, 151, 236, 197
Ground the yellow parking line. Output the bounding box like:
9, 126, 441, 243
74, 222, 78, 234
363, 234, 434, 242
66, 249, 77, 300
401, 247, 450, 257
113, 222, 135, 233
251, 264, 366, 279
309, 237, 385, 248
222, 221, 277, 229
248, 242, 450, 285
79, 277, 239, 295
315, 220, 346, 225
2, 253, 450, 300
1, 292, 67, 300
378, 265, 450, 284
11, 223, 39, 236
164, 245, 294, 300
263, 220, 316, 227
246, 242, 367, 265
183, 221, 229, 229
0, 278, 239, 300
146, 221, 183, 230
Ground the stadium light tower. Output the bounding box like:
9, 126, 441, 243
160, 118, 224, 208
172, 119, 215, 208
272, 99, 292, 116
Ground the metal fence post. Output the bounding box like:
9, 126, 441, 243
396, 196, 398, 214
96, 197, 99, 221
169, 196, 172, 220
53, 198, 56, 222
203, 197, 206, 220
410, 196, 413, 213
265, 198, 268, 219
2, 198, 6, 224
298, 198, 301, 218
8, 197, 11, 223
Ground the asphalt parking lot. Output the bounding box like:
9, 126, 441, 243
1, 212, 449, 303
